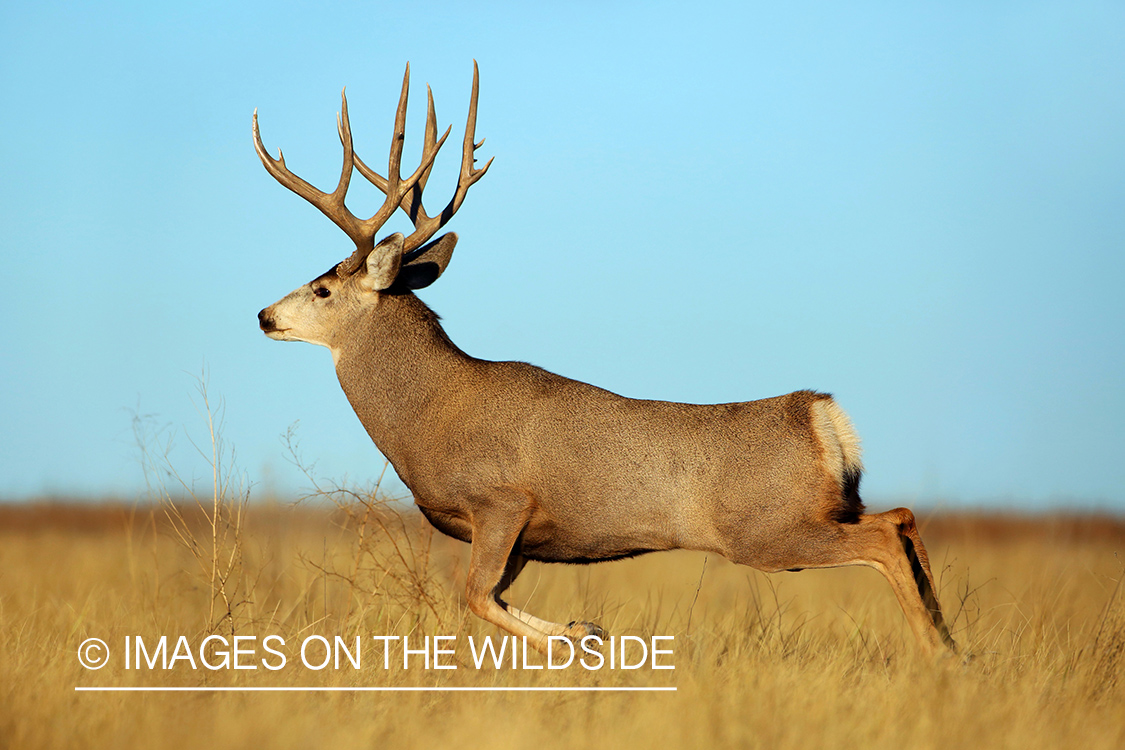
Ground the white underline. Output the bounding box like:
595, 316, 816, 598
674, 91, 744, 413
75, 686, 676, 692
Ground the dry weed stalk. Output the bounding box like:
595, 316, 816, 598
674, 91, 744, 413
283, 428, 451, 635
134, 376, 251, 636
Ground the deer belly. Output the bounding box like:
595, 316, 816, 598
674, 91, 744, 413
518, 510, 669, 564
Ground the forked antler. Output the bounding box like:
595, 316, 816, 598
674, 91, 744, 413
252, 63, 491, 277
351, 61, 493, 265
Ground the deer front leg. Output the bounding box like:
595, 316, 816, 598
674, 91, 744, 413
494, 552, 606, 641
464, 495, 562, 653
466, 497, 603, 653
494, 552, 565, 635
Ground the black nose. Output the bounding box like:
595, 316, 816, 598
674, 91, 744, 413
258, 309, 274, 331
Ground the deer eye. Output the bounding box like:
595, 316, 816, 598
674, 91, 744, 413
313, 287, 331, 299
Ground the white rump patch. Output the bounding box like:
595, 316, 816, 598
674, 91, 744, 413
810, 399, 864, 484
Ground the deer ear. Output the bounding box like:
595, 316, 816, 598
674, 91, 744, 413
394, 233, 459, 290
360, 233, 405, 292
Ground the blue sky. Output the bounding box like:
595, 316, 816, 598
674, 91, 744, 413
1, 1, 1123, 509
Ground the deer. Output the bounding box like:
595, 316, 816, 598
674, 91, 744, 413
254, 62, 957, 658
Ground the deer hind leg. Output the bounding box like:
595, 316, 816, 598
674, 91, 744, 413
770, 508, 955, 656
882, 508, 956, 653
842, 509, 954, 655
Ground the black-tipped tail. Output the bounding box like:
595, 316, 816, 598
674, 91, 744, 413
830, 465, 866, 524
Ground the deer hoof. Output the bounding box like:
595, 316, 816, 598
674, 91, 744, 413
564, 621, 607, 642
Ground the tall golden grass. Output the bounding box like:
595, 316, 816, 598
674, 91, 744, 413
1, 493, 1123, 749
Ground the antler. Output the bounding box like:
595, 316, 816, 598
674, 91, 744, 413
251, 63, 458, 277
351, 60, 494, 261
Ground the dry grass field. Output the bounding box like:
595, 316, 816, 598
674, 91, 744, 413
1, 496, 1123, 750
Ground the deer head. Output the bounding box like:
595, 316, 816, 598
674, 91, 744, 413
254, 62, 492, 349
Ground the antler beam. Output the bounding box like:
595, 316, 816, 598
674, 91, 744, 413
252, 62, 484, 276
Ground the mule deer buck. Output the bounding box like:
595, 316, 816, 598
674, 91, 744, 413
254, 63, 956, 657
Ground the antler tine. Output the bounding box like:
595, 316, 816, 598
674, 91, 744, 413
255, 64, 433, 277
460, 60, 496, 192
336, 66, 408, 275
407, 59, 494, 253
351, 83, 452, 224
336, 64, 453, 276
413, 85, 445, 203
253, 102, 362, 247
350, 62, 493, 257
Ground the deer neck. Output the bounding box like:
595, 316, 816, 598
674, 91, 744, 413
331, 292, 472, 474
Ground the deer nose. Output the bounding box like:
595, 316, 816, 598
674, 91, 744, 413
258, 308, 274, 331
